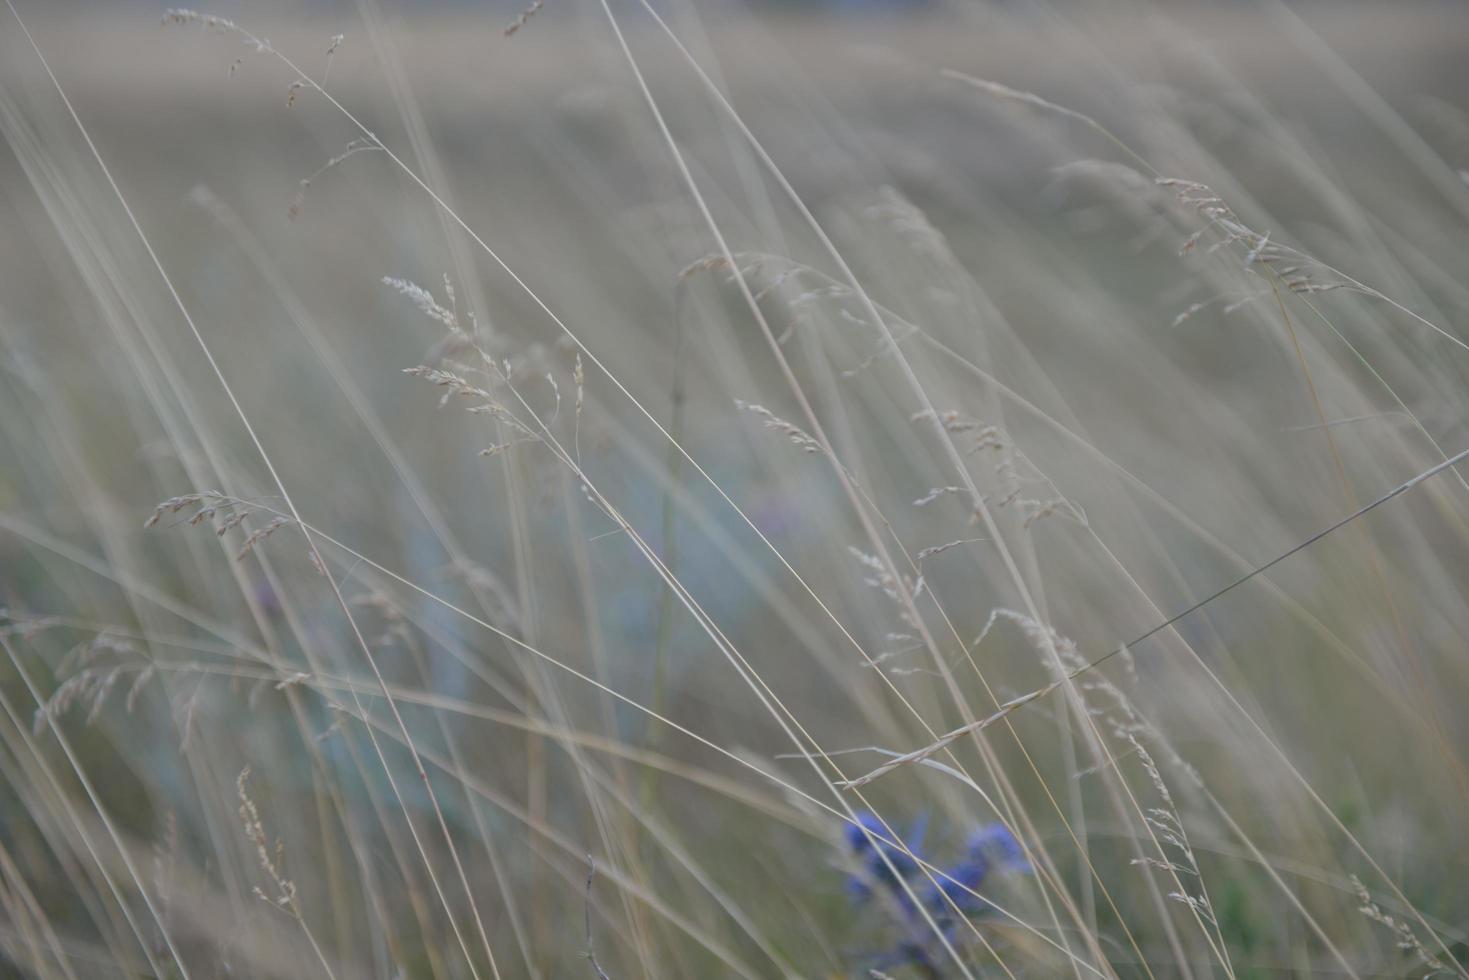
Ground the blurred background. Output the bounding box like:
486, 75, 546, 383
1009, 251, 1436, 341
3, 1, 1469, 977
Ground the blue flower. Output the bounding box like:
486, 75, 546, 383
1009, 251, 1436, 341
841, 814, 1033, 975
966, 823, 1030, 873
923, 823, 1031, 916
926, 856, 991, 914
842, 810, 886, 852
844, 811, 926, 907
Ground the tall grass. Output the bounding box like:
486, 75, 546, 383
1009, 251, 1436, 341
1, 1, 1467, 977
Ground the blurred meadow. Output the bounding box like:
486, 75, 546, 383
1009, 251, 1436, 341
2, 0, 1469, 976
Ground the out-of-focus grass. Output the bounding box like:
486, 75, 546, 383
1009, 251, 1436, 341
2, 2, 1469, 977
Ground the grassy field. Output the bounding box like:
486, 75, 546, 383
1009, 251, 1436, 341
2, 1, 1469, 977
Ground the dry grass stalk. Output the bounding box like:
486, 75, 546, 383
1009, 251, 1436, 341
734, 400, 822, 454
504, 0, 544, 37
